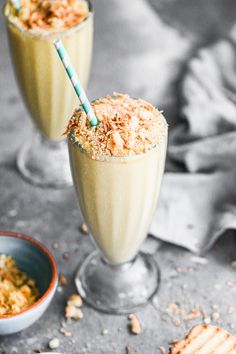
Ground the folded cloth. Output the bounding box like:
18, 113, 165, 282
150, 28, 236, 253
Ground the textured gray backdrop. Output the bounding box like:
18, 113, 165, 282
1, 0, 236, 353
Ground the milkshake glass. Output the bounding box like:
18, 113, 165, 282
67, 94, 168, 313
3, 0, 93, 187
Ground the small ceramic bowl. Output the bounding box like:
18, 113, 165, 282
0, 231, 58, 335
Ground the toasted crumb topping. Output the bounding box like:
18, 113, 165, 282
67, 93, 167, 159
5, 0, 89, 31
0, 254, 39, 315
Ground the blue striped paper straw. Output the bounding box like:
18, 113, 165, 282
54, 39, 98, 127
12, 0, 21, 11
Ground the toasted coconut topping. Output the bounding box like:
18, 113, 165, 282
5, 0, 89, 31
67, 93, 167, 159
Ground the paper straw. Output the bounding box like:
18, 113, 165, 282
12, 0, 21, 11
53, 39, 98, 127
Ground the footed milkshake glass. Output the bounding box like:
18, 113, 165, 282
68, 122, 168, 314
3, 1, 93, 187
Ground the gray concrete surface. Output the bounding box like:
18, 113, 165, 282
1, 0, 236, 353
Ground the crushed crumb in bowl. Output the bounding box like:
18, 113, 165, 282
0, 254, 39, 315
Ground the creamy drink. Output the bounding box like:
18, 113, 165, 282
68, 94, 167, 264
68, 94, 167, 312
4, 0, 93, 141
3, 0, 93, 187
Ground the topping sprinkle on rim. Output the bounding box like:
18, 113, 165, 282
66, 93, 167, 159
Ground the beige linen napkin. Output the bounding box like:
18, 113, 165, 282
150, 29, 236, 253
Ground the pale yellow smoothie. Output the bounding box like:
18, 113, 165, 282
67, 94, 168, 264
4, 0, 93, 141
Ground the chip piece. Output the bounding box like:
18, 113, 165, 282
170, 324, 236, 354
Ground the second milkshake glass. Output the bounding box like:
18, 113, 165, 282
68, 105, 168, 314
3, 1, 93, 187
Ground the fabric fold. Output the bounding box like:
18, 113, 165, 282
150, 30, 236, 253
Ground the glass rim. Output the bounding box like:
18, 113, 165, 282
3, 0, 93, 38
68, 125, 167, 163
68, 97, 168, 162
68, 131, 165, 162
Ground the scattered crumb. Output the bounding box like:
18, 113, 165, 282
159, 346, 166, 354
59, 274, 68, 286
60, 327, 72, 337
101, 329, 109, 335
129, 314, 141, 335
57, 286, 63, 293
166, 303, 183, 315
125, 346, 132, 354
80, 223, 89, 234
52, 242, 60, 250
48, 337, 60, 349
65, 294, 83, 320
227, 281, 235, 288
175, 266, 182, 273
68, 294, 83, 307
165, 303, 205, 327
174, 318, 181, 327
228, 306, 235, 314
62, 252, 70, 260
183, 307, 200, 321
212, 304, 218, 310
211, 312, 220, 322
65, 305, 83, 320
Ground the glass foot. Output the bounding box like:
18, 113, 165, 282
75, 250, 160, 314
17, 130, 72, 188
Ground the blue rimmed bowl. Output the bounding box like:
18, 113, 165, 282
0, 231, 58, 335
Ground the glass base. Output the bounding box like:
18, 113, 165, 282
75, 250, 160, 314
17, 130, 72, 188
